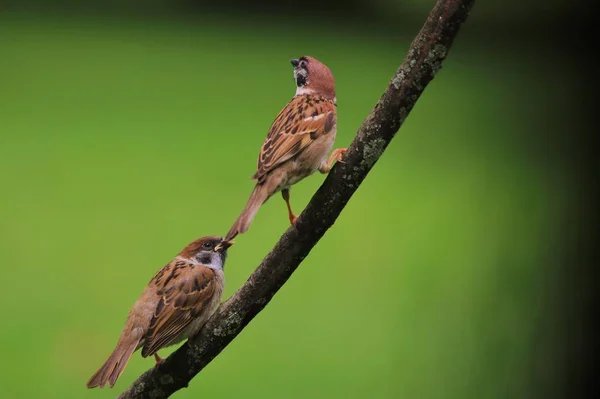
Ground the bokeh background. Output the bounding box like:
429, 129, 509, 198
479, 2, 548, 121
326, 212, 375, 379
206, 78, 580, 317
0, 1, 593, 398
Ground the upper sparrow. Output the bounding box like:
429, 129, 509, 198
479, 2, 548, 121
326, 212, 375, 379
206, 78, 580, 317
86, 236, 234, 388
226, 56, 346, 240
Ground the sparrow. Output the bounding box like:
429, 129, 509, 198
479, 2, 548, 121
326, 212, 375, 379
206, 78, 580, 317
86, 236, 234, 388
226, 56, 346, 240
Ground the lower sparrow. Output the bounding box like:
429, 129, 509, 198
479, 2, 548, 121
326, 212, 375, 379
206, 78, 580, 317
86, 236, 234, 388
226, 56, 346, 240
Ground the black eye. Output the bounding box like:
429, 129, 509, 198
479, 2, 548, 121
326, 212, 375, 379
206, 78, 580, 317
300, 60, 307, 68
202, 241, 213, 249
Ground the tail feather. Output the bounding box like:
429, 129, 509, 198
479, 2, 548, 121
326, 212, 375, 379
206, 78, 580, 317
226, 184, 268, 240
87, 338, 140, 389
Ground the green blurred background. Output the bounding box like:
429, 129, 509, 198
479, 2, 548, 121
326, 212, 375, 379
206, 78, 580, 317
0, 1, 589, 398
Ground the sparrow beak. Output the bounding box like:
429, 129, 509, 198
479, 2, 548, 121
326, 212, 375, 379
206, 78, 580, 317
214, 239, 234, 252
290, 59, 300, 67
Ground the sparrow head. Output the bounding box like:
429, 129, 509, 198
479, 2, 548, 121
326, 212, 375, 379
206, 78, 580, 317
291, 56, 335, 100
179, 236, 234, 270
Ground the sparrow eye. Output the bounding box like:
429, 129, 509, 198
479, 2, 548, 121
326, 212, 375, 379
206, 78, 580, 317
299, 60, 307, 68
202, 241, 213, 249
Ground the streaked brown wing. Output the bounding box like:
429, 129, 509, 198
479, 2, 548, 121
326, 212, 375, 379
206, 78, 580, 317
255, 95, 336, 182
141, 263, 217, 357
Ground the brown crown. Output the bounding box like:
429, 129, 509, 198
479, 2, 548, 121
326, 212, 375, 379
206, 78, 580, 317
178, 236, 223, 258
301, 56, 335, 100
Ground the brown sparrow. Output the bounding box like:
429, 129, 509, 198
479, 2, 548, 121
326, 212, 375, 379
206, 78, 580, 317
226, 56, 346, 240
86, 236, 233, 388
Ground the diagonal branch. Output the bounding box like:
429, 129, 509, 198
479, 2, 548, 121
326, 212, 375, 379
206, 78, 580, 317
118, 0, 475, 397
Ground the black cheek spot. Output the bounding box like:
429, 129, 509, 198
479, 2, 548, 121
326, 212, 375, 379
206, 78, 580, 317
295, 75, 306, 87
197, 254, 213, 265
310, 131, 318, 140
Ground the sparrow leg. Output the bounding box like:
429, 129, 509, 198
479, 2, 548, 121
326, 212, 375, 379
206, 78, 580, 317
319, 148, 347, 174
281, 189, 298, 225
154, 353, 164, 367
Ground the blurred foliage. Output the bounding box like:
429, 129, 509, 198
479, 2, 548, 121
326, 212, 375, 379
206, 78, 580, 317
0, 6, 573, 399
3, 0, 573, 25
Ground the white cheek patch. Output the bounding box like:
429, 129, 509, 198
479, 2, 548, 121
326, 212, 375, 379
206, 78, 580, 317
176, 254, 224, 270
177, 255, 200, 265
293, 68, 308, 80
295, 87, 315, 96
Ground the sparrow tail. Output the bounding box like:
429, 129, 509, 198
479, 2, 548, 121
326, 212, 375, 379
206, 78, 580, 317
226, 184, 268, 240
86, 338, 140, 389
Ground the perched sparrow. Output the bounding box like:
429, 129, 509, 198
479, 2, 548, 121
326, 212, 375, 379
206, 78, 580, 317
226, 56, 346, 240
86, 236, 234, 388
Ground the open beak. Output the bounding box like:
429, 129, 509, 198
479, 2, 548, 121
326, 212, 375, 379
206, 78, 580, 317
290, 58, 300, 67
214, 239, 234, 252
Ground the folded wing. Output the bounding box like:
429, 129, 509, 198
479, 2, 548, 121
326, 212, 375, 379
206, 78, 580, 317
254, 95, 336, 183
141, 262, 217, 357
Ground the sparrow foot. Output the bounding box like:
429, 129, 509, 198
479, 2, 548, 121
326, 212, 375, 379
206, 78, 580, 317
331, 148, 347, 163
320, 148, 347, 173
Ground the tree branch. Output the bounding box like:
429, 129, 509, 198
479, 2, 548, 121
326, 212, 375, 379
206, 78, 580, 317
118, 1, 475, 397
